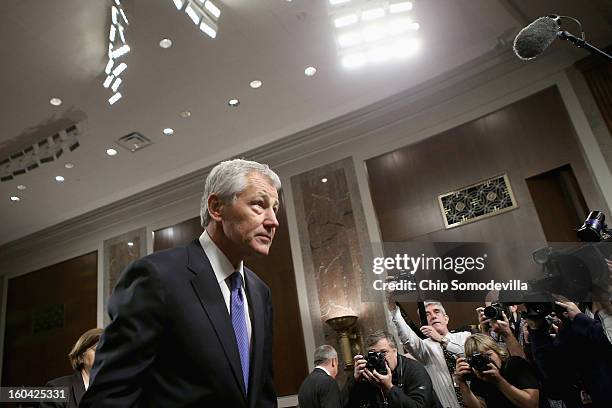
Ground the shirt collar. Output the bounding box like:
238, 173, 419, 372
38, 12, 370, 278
199, 230, 244, 285
314, 366, 331, 377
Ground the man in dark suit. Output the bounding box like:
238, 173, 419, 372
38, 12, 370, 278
80, 159, 281, 407
298, 345, 342, 408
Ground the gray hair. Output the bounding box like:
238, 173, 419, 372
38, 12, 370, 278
364, 330, 397, 350
313, 345, 337, 366
424, 300, 446, 315
200, 159, 281, 227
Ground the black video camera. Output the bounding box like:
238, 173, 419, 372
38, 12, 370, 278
365, 351, 388, 375
499, 211, 612, 319
467, 352, 492, 372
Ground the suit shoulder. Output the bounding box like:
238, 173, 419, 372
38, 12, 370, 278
127, 245, 190, 277
402, 356, 429, 375
244, 267, 271, 292
46, 373, 77, 387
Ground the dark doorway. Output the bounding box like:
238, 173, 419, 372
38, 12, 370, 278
526, 164, 588, 242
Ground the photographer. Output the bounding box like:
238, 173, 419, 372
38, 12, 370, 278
454, 333, 539, 408
388, 298, 470, 408
526, 300, 612, 407
344, 330, 440, 408
476, 307, 526, 359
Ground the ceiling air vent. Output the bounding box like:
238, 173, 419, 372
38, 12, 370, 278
117, 132, 153, 152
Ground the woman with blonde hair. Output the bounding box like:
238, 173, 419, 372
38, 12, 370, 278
41, 328, 103, 408
454, 333, 539, 408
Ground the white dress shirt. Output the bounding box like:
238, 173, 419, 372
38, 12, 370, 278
199, 230, 252, 347
390, 307, 471, 408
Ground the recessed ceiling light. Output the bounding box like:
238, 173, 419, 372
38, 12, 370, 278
321, 178, 328, 183
17, 185, 26, 190
159, 38, 173, 48
228, 98, 240, 107
106, 148, 118, 156
55, 175, 65, 182
180, 110, 192, 118
50, 97, 62, 106
304, 66, 317, 76
249, 80, 262, 89
10, 196, 20, 202
127, 241, 134, 247
163, 128, 174, 136
64, 162, 75, 169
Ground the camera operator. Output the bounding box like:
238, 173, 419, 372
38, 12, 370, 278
344, 330, 440, 408
388, 297, 470, 408
454, 333, 539, 408
476, 307, 526, 359
526, 300, 612, 408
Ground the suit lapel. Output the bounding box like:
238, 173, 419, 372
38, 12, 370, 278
244, 268, 265, 408
72, 371, 85, 406
187, 239, 247, 398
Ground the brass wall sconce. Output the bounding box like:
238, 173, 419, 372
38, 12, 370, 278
326, 315, 361, 370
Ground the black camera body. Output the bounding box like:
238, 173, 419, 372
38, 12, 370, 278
467, 352, 491, 372
483, 303, 511, 320
366, 351, 388, 375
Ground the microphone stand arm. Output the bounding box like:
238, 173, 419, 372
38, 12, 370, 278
558, 30, 612, 61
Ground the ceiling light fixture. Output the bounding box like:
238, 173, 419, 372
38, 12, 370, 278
55, 175, 65, 182
304, 66, 317, 76
163, 128, 175, 135
389, 1, 412, 13
127, 241, 134, 247
103, 1, 130, 105
361, 7, 385, 21
321, 178, 328, 183
228, 98, 240, 107
334, 14, 358, 28
108, 92, 122, 105
10, 196, 20, 202
159, 38, 173, 48
249, 80, 262, 89
49, 97, 62, 106
180, 110, 191, 118
17, 184, 26, 190
173, 0, 221, 39
329, 0, 421, 69
64, 162, 75, 169
106, 148, 118, 156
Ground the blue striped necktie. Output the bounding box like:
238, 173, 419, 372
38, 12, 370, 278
229, 272, 249, 394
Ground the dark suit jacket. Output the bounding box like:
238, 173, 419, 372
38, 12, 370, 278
80, 239, 277, 407
39, 371, 85, 408
297, 368, 342, 408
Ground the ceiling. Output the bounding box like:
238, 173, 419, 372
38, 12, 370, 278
1, 0, 611, 246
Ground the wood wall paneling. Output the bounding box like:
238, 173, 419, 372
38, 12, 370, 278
365, 86, 609, 328
2, 252, 98, 388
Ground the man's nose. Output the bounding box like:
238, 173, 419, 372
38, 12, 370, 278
264, 207, 279, 228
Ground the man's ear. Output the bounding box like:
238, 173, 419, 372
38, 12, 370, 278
444, 314, 450, 325
207, 194, 224, 222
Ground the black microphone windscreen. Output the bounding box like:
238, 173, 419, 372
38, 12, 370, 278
513, 17, 560, 60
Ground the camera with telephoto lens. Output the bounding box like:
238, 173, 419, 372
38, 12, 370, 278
483, 303, 511, 320
467, 352, 492, 372
498, 211, 612, 319
366, 351, 388, 375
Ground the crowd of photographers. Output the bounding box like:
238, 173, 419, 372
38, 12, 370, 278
299, 297, 612, 408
